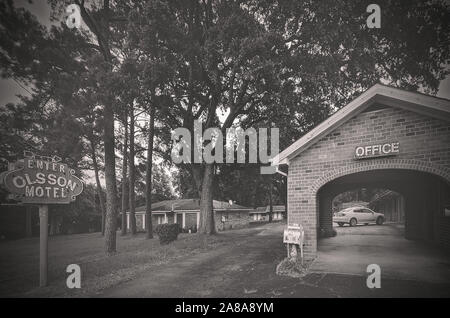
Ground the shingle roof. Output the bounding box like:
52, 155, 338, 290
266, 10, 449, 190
250, 205, 286, 214
133, 198, 250, 212
369, 190, 400, 204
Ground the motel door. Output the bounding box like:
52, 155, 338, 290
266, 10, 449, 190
177, 214, 183, 229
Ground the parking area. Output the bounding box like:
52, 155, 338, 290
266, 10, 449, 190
311, 223, 450, 284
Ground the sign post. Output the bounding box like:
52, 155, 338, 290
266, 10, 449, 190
39, 205, 48, 287
0, 152, 83, 287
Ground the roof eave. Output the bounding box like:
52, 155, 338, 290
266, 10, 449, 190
275, 84, 450, 164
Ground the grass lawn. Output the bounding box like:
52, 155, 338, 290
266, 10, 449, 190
0, 231, 233, 297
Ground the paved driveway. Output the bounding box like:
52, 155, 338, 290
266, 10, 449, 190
97, 223, 450, 298
311, 224, 450, 284
97, 223, 292, 298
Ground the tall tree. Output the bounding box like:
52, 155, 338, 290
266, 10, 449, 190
121, 110, 129, 235
145, 104, 155, 239
128, 106, 136, 235
137, 0, 449, 236
89, 136, 106, 235
134, 0, 287, 234
48, 0, 137, 254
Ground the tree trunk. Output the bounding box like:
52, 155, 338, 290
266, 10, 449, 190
77, 0, 116, 254
121, 111, 129, 235
269, 176, 273, 222
104, 103, 118, 255
191, 165, 203, 198
145, 105, 155, 239
90, 138, 106, 236
199, 163, 215, 234
128, 107, 137, 235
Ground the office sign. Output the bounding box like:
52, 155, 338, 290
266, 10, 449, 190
355, 142, 400, 160
1, 155, 83, 204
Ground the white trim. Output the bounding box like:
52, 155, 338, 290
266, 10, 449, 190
275, 166, 287, 177
273, 84, 450, 165
127, 214, 130, 230
214, 209, 251, 211
182, 212, 186, 228
142, 214, 146, 230
132, 208, 251, 214
164, 213, 168, 224
196, 212, 200, 229
132, 209, 200, 215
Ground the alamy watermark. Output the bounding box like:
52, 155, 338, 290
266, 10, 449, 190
66, 4, 82, 29
366, 264, 381, 289
366, 4, 381, 29
66, 264, 81, 289
171, 120, 279, 174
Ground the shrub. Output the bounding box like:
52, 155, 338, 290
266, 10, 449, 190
155, 223, 180, 244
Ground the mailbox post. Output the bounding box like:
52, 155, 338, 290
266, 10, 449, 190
283, 224, 304, 264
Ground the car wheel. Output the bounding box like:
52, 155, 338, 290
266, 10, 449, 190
349, 218, 357, 227
338, 222, 344, 227
376, 216, 384, 225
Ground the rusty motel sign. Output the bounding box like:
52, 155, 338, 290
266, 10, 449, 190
355, 142, 400, 160
0, 152, 83, 287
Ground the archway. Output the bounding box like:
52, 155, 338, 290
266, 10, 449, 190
316, 167, 450, 246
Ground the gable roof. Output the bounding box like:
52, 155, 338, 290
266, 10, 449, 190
250, 205, 286, 214
369, 190, 401, 205
273, 84, 450, 165
133, 198, 249, 213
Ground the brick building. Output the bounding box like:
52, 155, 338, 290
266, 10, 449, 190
124, 199, 251, 232
249, 205, 286, 222
274, 84, 450, 260
369, 190, 405, 223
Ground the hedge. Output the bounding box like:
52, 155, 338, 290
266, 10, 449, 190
155, 223, 180, 244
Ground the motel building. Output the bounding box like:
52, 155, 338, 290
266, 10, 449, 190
274, 84, 450, 260
368, 190, 405, 223
124, 199, 251, 233
249, 205, 286, 222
